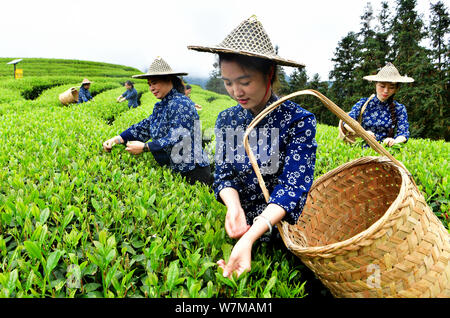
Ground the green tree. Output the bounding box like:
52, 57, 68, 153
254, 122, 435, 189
429, 1, 450, 73
329, 31, 361, 111
428, 1, 450, 140
205, 62, 228, 95
390, 0, 440, 139
274, 45, 291, 96
354, 2, 380, 98
306, 74, 334, 125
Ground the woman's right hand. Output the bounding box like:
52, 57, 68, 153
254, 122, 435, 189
103, 136, 121, 152
225, 207, 250, 239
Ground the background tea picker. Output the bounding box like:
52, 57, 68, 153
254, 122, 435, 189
189, 15, 317, 277
342, 62, 414, 147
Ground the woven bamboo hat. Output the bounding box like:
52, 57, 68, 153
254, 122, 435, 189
132, 56, 188, 79
81, 78, 92, 85
363, 62, 414, 83
188, 15, 304, 68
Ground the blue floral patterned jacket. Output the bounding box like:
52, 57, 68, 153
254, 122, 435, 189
122, 87, 139, 108
78, 86, 93, 104
119, 88, 210, 172
348, 95, 410, 142
213, 94, 317, 226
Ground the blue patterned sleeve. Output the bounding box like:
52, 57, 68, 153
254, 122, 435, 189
128, 88, 137, 100
347, 98, 367, 121
212, 113, 241, 203
267, 113, 317, 224
394, 102, 410, 140
147, 98, 193, 151
78, 88, 91, 103
119, 116, 153, 143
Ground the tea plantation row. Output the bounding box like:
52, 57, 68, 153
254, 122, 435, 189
0, 70, 448, 298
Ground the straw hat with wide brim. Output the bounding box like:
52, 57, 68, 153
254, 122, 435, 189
81, 78, 92, 85
363, 62, 414, 83
188, 15, 305, 68
132, 57, 188, 79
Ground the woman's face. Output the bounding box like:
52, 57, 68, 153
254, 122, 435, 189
147, 77, 173, 99
220, 59, 270, 114
376, 82, 398, 102
125, 83, 132, 90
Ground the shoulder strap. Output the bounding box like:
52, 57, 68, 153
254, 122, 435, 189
357, 94, 375, 123
388, 102, 397, 138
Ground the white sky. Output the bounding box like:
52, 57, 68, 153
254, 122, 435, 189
1, 0, 437, 81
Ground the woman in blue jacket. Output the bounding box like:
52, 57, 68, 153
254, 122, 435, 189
189, 16, 317, 277
117, 80, 139, 108
78, 78, 93, 104
103, 57, 212, 186
343, 63, 414, 147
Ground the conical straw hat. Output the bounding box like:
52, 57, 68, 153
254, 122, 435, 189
132, 56, 188, 78
363, 62, 414, 83
188, 15, 305, 68
81, 78, 92, 85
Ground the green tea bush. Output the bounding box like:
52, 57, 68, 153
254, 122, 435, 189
0, 59, 447, 299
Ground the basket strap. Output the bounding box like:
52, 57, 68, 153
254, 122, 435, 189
243, 89, 413, 203
357, 94, 375, 124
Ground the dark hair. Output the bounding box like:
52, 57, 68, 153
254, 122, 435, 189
149, 75, 186, 94
125, 80, 134, 88
185, 84, 192, 90
171, 76, 185, 94
218, 53, 278, 85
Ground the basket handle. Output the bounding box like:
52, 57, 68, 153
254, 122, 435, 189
243, 89, 410, 203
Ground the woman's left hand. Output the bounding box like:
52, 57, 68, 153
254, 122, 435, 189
217, 237, 252, 278
383, 137, 396, 147
125, 141, 145, 155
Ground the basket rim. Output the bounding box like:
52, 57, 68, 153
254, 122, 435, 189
279, 156, 410, 256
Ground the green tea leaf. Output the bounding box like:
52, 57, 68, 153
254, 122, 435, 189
23, 241, 42, 261
166, 261, 179, 290
39, 208, 50, 224
46, 250, 64, 276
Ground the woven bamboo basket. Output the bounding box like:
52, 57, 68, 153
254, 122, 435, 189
243, 89, 450, 298
59, 87, 79, 105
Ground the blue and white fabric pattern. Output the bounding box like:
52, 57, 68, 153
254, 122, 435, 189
119, 88, 210, 172
78, 86, 93, 104
122, 87, 139, 108
213, 94, 317, 226
348, 95, 410, 142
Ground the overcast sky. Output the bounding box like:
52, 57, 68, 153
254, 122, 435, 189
1, 0, 436, 81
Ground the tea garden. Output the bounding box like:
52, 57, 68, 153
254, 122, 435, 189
0, 59, 448, 298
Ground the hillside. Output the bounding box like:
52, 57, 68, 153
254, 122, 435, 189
0, 58, 142, 78
0, 58, 448, 299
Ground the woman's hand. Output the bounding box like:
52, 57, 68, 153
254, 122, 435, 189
217, 237, 252, 278
125, 141, 145, 155
383, 136, 407, 147
225, 207, 251, 239
383, 137, 396, 147
103, 136, 122, 152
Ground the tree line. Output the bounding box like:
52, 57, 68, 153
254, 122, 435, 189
206, 0, 449, 141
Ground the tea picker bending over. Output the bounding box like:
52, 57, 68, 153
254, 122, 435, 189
184, 84, 202, 111
103, 57, 212, 186
342, 63, 414, 147
78, 78, 93, 104
117, 80, 139, 108
189, 15, 317, 277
